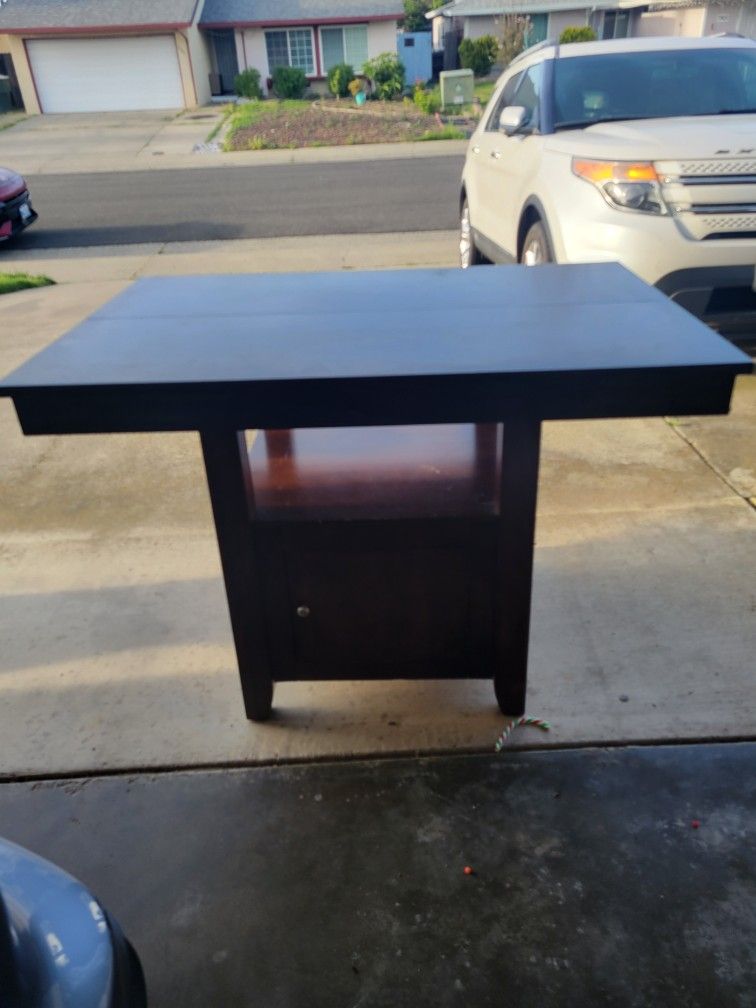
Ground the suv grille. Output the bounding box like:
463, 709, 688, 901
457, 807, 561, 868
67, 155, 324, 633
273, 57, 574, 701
677, 157, 756, 177
656, 157, 756, 241
699, 213, 756, 236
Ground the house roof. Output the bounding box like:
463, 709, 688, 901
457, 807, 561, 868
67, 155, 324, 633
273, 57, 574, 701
429, 0, 656, 14
0, 0, 199, 33
200, 0, 403, 28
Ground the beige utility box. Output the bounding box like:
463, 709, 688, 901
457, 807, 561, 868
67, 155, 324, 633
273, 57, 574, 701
440, 68, 474, 108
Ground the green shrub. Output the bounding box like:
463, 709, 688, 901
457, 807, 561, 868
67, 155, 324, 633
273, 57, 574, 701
271, 66, 307, 99
234, 68, 263, 99
327, 62, 354, 98
413, 83, 440, 115
458, 35, 499, 77
363, 52, 405, 100
559, 26, 598, 43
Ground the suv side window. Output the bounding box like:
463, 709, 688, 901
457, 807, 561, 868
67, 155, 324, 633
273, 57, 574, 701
485, 72, 522, 131
512, 63, 544, 132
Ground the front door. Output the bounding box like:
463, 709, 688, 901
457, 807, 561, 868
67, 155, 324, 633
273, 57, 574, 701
212, 30, 239, 95
525, 14, 548, 46
0, 53, 24, 110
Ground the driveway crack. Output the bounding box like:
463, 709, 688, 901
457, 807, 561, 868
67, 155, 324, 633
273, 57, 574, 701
665, 417, 756, 512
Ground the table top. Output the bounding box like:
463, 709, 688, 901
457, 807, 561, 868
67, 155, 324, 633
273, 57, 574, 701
2, 264, 750, 434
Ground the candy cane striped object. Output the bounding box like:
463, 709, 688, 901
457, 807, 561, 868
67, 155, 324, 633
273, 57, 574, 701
494, 716, 551, 752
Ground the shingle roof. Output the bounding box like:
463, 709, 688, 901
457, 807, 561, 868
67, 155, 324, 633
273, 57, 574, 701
200, 0, 402, 27
0, 0, 198, 31
435, 0, 639, 11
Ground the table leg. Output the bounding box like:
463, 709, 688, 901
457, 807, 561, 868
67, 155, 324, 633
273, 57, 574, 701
494, 420, 542, 717
200, 429, 274, 721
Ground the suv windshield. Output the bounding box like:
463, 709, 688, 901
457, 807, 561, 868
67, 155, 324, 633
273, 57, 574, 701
553, 47, 756, 128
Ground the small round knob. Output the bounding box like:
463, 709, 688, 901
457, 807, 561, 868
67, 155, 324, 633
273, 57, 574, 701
296, 605, 310, 619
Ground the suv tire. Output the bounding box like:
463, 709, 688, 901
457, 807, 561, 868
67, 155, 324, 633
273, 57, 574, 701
460, 198, 487, 268
520, 220, 553, 265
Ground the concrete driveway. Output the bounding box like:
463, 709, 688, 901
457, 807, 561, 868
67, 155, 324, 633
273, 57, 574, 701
0, 108, 223, 175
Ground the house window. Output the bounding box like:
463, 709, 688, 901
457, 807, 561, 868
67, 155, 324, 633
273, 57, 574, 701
320, 25, 369, 73
265, 29, 315, 75
602, 11, 629, 39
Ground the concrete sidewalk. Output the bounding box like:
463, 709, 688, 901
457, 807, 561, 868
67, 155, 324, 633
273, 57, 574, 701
0, 260, 753, 778
0, 108, 467, 176
0, 231, 460, 281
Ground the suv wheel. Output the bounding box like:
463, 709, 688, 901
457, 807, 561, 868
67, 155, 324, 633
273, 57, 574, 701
520, 221, 553, 265
460, 199, 486, 268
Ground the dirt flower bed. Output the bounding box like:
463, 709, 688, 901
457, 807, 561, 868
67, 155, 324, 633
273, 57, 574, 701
224, 99, 467, 150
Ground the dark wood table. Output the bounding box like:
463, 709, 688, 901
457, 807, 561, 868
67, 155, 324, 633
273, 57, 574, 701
1, 264, 751, 721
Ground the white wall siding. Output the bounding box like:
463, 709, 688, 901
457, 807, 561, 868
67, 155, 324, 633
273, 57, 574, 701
636, 7, 706, 37
240, 28, 271, 91
547, 9, 589, 39
431, 14, 445, 49
737, 2, 756, 38
367, 20, 399, 59
463, 15, 499, 39
234, 29, 246, 77
703, 1, 746, 35
187, 23, 213, 105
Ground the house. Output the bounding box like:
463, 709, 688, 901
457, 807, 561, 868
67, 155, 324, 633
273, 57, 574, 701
0, 0, 403, 114
427, 0, 646, 52
199, 0, 403, 96
0, 0, 213, 114
635, 1, 756, 39
427, 0, 755, 51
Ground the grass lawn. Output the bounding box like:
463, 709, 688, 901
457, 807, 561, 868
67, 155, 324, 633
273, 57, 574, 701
223, 99, 309, 149
0, 272, 55, 296
418, 125, 467, 141
474, 80, 497, 106
224, 98, 466, 150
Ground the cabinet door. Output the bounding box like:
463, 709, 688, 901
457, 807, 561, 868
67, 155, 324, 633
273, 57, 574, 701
281, 523, 494, 680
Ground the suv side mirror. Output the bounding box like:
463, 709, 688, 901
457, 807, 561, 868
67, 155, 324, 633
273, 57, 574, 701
499, 106, 530, 136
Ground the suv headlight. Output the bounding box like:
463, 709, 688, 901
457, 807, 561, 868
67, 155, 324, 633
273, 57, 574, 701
572, 159, 667, 215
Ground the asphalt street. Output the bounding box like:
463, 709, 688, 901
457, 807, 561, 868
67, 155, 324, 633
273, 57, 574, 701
16, 157, 464, 249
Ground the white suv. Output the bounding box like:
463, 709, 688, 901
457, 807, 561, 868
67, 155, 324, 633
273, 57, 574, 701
460, 35, 756, 337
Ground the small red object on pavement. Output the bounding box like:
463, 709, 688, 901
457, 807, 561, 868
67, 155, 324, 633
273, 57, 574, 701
691, 819, 701, 829
463, 866, 474, 875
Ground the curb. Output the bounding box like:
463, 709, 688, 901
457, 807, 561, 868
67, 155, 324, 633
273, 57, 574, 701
17, 139, 469, 177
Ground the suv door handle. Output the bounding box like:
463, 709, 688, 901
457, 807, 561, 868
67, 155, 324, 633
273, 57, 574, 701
490, 150, 502, 159
472, 145, 480, 154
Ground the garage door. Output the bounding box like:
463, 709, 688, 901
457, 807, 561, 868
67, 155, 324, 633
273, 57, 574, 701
27, 36, 184, 113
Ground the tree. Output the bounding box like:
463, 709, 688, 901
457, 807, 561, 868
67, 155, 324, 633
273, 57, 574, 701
496, 14, 532, 67
402, 0, 445, 32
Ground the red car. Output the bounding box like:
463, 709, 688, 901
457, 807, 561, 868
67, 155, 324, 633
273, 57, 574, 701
0, 166, 37, 242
